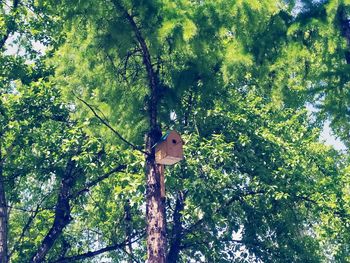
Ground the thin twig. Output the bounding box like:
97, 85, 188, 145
8, 205, 40, 258
6, 205, 53, 213
121, 247, 142, 263
8, 192, 52, 259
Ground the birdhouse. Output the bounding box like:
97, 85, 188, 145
155, 130, 184, 165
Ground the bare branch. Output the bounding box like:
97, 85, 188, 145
104, 48, 141, 84
52, 242, 127, 263
5, 205, 53, 213
52, 235, 144, 263
75, 95, 148, 155
121, 246, 142, 263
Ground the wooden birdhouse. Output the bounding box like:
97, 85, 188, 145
155, 130, 184, 165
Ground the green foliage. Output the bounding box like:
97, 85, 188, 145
1, 0, 350, 262
166, 90, 346, 262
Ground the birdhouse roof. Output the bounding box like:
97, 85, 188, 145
160, 131, 172, 142
153, 130, 182, 148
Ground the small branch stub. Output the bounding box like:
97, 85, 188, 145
155, 131, 184, 165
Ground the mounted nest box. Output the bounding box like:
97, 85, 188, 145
155, 130, 184, 165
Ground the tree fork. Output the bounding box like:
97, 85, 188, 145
30, 158, 76, 263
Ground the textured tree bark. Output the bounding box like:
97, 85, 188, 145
145, 130, 166, 263
0, 0, 20, 255
167, 191, 185, 263
109, 2, 167, 261
0, 146, 8, 263
110, 1, 167, 261
30, 159, 76, 263
124, 199, 133, 263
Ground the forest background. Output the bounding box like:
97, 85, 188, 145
1, 0, 350, 262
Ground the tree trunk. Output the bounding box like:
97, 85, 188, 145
167, 191, 185, 263
0, 137, 8, 263
30, 159, 75, 263
145, 129, 167, 263
124, 199, 133, 263
109, 2, 167, 261
0, 166, 8, 263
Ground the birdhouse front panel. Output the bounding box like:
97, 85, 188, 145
155, 130, 184, 165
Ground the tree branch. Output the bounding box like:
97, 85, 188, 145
183, 190, 265, 235
338, 4, 350, 64
124, 199, 134, 263
0, 0, 20, 49
110, 0, 159, 130
52, 235, 144, 263
109, 3, 166, 263
29, 158, 78, 263
296, 194, 350, 219
5, 205, 53, 213
75, 95, 147, 155
104, 48, 141, 84
121, 247, 142, 263
71, 164, 127, 198
8, 204, 41, 259
52, 242, 127, 263
0, 142, 15, 167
